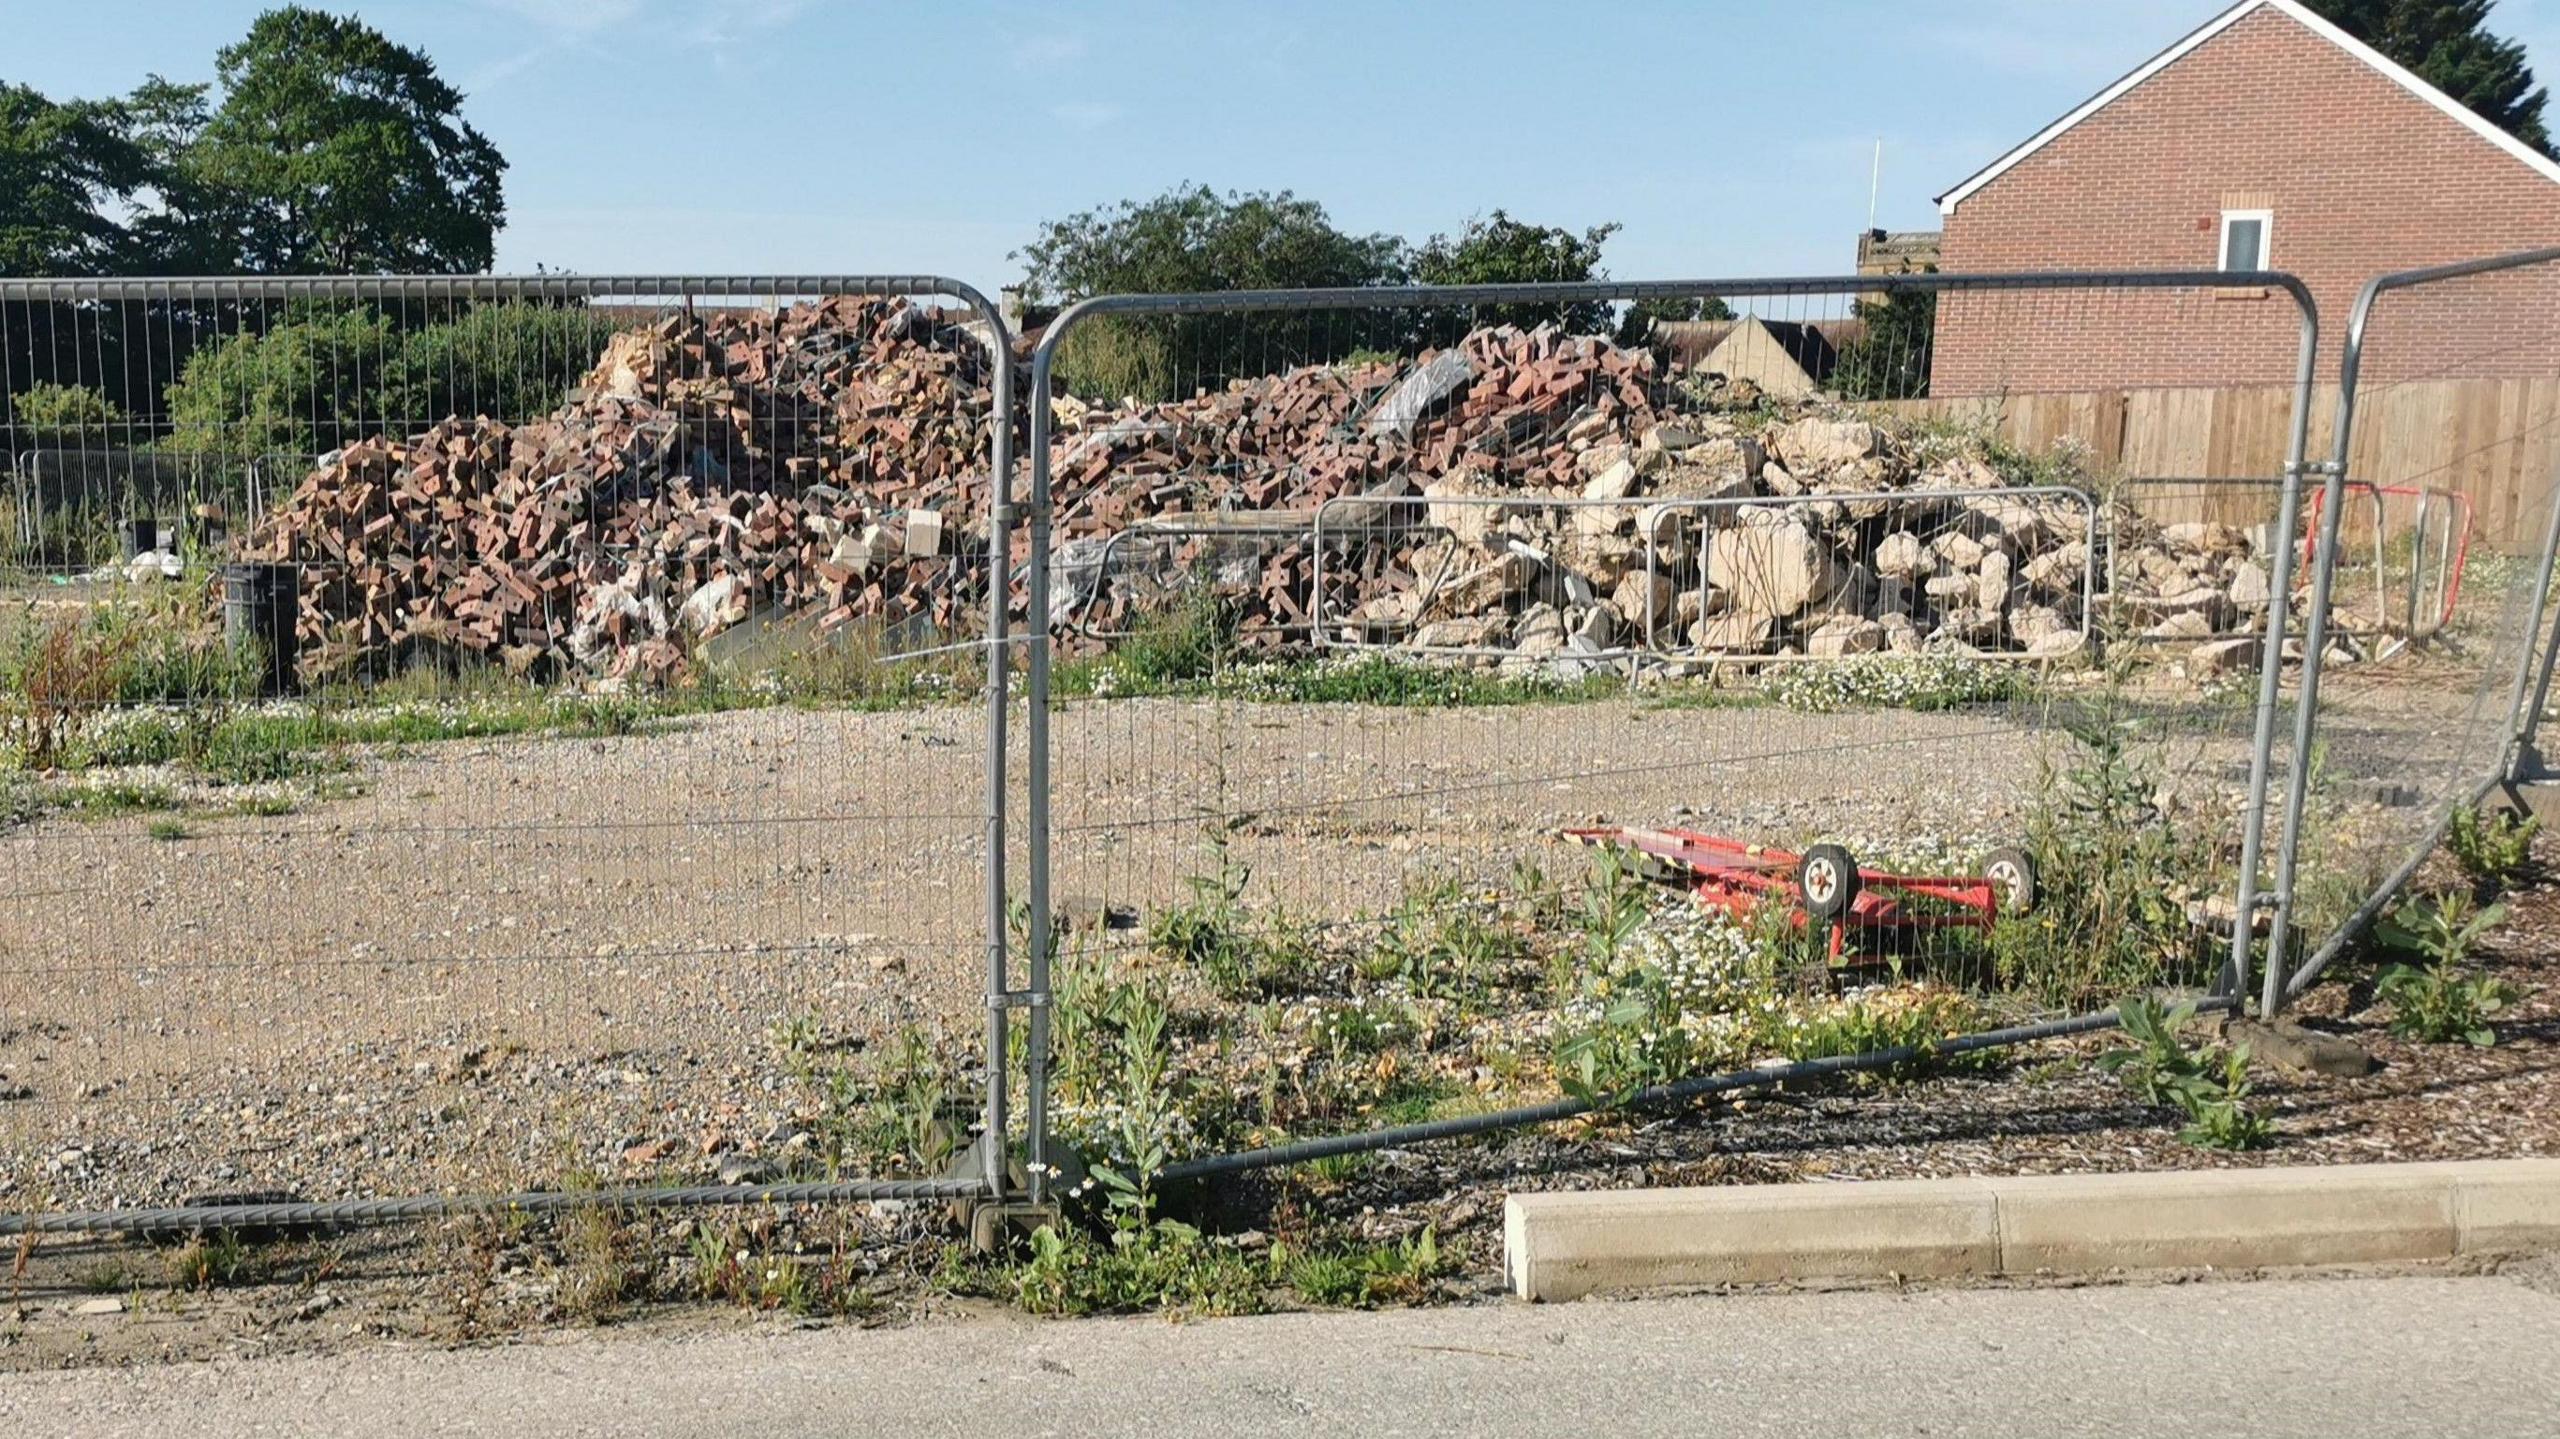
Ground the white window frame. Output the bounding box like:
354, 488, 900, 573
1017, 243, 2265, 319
2219, 209, 2274, 273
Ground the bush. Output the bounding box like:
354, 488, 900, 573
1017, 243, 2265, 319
11, 381, 126, 441
163, 301, 618, 458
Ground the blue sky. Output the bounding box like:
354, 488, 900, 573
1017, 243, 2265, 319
12, 0, 2560, 286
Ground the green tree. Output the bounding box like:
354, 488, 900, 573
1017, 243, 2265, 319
1829, 289, 1937, 401
186, 6, 508, 273
2308, 0, 2551, 155
1407, 211, 1620, 335
1016, 184, 1407, 399
0, 83, 156, 275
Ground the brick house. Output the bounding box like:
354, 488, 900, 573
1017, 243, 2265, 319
1930, 0, 2560, 396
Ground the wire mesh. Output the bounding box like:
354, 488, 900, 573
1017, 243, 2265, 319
2278, 250, 2560, 1000
1022, 273, 2320, 1189
0, 275, 1013, 1219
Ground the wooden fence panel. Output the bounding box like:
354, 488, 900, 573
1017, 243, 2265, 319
1871, 379, 2560, 549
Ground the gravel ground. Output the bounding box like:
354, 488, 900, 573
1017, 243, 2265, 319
0, 673, 2544, 1370
5, 690, 2215, 1211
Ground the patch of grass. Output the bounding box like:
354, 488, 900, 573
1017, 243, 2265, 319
57, 780, 180, 818
1278, 1226, 1445, 1308
145, 816, 192, 842
1005, 1220, 1268, 1318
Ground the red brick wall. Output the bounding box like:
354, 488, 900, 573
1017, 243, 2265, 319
1934, 4, 2560, 396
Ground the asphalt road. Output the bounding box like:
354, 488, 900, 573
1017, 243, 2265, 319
9, 1275, 2559, 1439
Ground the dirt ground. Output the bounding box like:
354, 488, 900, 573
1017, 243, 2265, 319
5, 691, 2193, 1209
0, 660, 2542, 1371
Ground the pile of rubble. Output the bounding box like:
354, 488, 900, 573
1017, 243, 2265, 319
246, 297, 1000, 682
244, 299, 2297, 684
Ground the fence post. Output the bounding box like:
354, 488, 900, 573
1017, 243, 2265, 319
2501, 481, 2560, 784
977, 293, 1017, 1201
2227, 303, 2325, 1011
1024, 313, 1067, 1207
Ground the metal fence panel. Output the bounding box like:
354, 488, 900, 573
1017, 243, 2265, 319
2275, 249, 2560, 1008
0, 274, 1016, 1227
1020, 272, 2322, 1193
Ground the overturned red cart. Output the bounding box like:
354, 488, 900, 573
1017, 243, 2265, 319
1560, 825, 2038, 958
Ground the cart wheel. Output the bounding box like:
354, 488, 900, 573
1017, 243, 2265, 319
1798, 844, 1861, 921
1982, 846, 2038, 915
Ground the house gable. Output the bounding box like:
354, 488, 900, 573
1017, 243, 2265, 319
1938, 0, 2560, 216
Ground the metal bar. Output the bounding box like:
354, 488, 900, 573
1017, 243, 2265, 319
2497, 485, 2560, 785
1156, 1000, 2237, 1184
1038, 269, 2314, 322
2229, 298, 2325, 1010
0, 275, 982, 302
0, 1179, 989, 1238
1025, 325, 1058, 1208
978, 301, 1017, 1201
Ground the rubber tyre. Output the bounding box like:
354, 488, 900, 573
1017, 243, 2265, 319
1982, 845, 2038, 915
1798, 844, 1861, 921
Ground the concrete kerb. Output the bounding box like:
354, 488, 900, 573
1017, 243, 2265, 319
1504, 1159, 2560, 1301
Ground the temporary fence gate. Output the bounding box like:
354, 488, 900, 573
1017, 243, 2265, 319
11, 254, 2560, 1235
2270, 247, 2560, 1014
0, 275, 1017, 1229
1018, 272, 2322, 1200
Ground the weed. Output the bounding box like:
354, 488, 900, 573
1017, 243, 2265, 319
551, 1202, 648, 1323
2375, 892, 2505, 969
145, 816, 192, 842
1279, 1226, 1444, 1308
2447, 806, 2537, 885
2096, 997, 2273, 1150
1360, 875, 1522, 1003
1148, 836, 1318, 1001
2375, 963, 2518, 1046
1992, 689, 2216, 1007
163, 1230, 254, 1291
1007, 1220, 1266, 1318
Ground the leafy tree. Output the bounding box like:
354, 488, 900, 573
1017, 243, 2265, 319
1016, 184, 1405, 306
1407, 211, 1620, 335
1015, 184, 1408, 399
1829, 288, 1938, 401
0, 84, 156, 275
185, 6, 508, 273
2308, 0, 2552, 155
